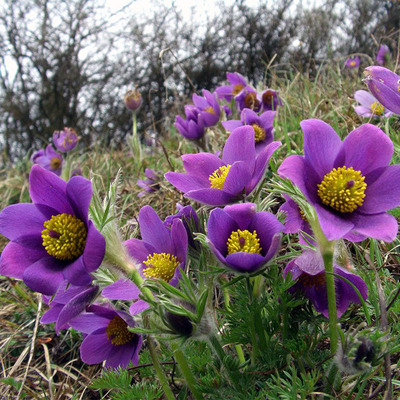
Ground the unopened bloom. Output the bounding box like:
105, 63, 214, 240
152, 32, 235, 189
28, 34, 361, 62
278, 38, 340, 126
215, 72, 248, 102
345, 56, 360, 69
53, 127, 78, 152
207, 203, 282, 273
165, 126, 281, 206
124, 89, 142, 111
278, 119, 400, 242
353, 90, 392, 118
137, 168, 161, 197
0, 165, 106, 295
69, 304, 142, 369
192, 89, 220, 127
284, 250, 368, 318
364, 66, 400, 115
260, 89, 282, 111
31, 144, 63, 176
222, 108, 275, 154
376, 45, 390, 66
175, 105, 205, 139
235, 86, 261, 112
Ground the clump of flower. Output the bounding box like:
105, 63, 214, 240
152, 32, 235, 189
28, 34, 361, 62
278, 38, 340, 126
345, 56, 360, 69
353, 90, 392, 118
53, 127, 78, 152
31, 144, 63, 176
376, 44, 390, 66
175, 105, 205, 139
215, 72, 248, 102
0, 165, 106, 295
124, 88, 142, 111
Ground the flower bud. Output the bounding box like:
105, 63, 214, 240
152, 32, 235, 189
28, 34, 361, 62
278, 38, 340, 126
124, 89, 142, 111
53, 127, 78, 152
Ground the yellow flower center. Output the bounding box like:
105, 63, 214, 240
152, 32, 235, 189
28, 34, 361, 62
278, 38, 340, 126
209, 165, 231, 189
317, 166, 367, 213
232, 84, 245, 95
350, 61, 356, 66
105, 315, 135, 346
143, 253, 179, 282
299, 207, 308, 222
41, 213, 87, 260
226, 229, 262, 255
370, 101, 384, 116
244, 92, 260, 109
50, 157, 61, 170
204, 106, 215, 114
251, 124, 266, 143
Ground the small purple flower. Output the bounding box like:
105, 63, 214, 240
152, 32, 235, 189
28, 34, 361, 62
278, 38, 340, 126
53, 127, 78, 152
41, 282, 99, 333
260, 89, 282, 111
223, 105, 232, 117
69, 304, 142, 369
165, 126, 281, 206
278, 119, 400, 242
364, 66, 400, 115
137, 168, 161, 197
192, 89, 221, 127
31, 144, 63, 176
235, 86, 261, 112
376, 45, 390, 66
215, 72, 248, 102
207, 203, 282, 273
353, 90, 392, 118
283, 250, 368, 318
124, 89, 142, 111
0, 165, 106, 295
175, 106, 205, 140
345, 56, 360, 69
222, 108, 275, 154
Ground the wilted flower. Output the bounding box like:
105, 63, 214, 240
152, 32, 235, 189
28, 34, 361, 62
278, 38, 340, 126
192, 89, 220, 127
353, 90, 392, 118
207, 203, 282, 273
235, 86, 261, 112
222, 109, 275, 154
0, 165, 106, 295
376, 45, 390, 66
124, 88, 142, 111
175, 105, 205, 139
260, 89, 282, 111
284, 250, 368, 318
165, 126, 281, 206
345, 56, 360, 69
215, 72, 248, 102
31, 144, 63, 176
137, 168, 162, 197
278, 119, 400, 242
69, 304, 142, 369
363, 66, 400, 115
53, 127, 78, 152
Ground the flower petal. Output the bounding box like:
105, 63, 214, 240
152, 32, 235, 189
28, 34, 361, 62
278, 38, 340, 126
79, 329, 110, 364
83, 221, 105, 273
63, 257, 92, 287
102, 279, 140, 301
171, 219, 188, 263
224, 252, 265, 273
182, 153, 224, 182
208, 208, 237, 255
224, 203, 257, 230
165, 172, 209, 193
66, 176, 92, 223
184, 188, 234, 205
354, 90, 375, 107
315, 204, 354, 241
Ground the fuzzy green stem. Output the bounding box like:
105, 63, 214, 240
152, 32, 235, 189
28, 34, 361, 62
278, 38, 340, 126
129, 111, 142, 169
60, 153, 72, 181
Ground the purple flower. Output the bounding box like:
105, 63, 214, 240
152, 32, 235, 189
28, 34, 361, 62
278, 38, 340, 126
207, 203, 282, 273
31, 144, 63, 176
0, 165, 106, 295
215, 72, 248, 102
235, 86, 261, 112
260, 89, 282, 111
353, 90, 392, 118
69, 304, 142, 369
345, 56, 360, 69
192, 89, 221, 127
124, 89, 142, 111
41, 282, 99, 333
283, 250, 368, 318
137, 168, 161, 197
53, 127, 78, 152
223, 105, 232, 117
278, 119, 400, 242
376, 45, 390, 66
222, 109, 275, 154
364, 66, 400, 115
175, 105, 205, 140
165, 126, 281, 206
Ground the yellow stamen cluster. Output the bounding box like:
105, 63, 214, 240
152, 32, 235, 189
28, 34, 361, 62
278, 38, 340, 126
209, 165, 231, 190
50, 157, 62, 170
106, 315, 135, 346
350, 61, 356, 67
204, 106, 215, 114
317, 166, 367, 213
370, 101, 384, 116
143, 253, 179, 282
41, 213, 87, 260
251, 124, 266, 143
226, 229, 262, 255
232, 84, 245, 95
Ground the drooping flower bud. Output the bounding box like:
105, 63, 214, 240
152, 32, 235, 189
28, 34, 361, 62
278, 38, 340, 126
124, 88, 142, 111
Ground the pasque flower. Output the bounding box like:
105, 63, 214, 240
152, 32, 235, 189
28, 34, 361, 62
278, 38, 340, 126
353, 90, 392, 118
165, 126, 281, 206
175, 105, 205, 139
124, 88, 142, 111
192, 89, 221, 127
207, 203, 283, 273
363, 66, 400, 115
215, 72, 248, 102
69, 304, 142, 369
222, 108, 275, 154
0, 165, 106, 295
235, 86, 261, 112
284, 250, 368, 318
53, 127, 78, 152
278, 119, 400, 242
376, 45, 390, 66
31, 144, 63, 176
137, 168, 161, 197
345, 56, 360, 69
260, 89, 282, 111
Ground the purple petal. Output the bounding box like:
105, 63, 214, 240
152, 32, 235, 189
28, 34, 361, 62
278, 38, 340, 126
207, 208, 237, 255
249, 211, 283, 252
171, 219, 188, 263
129, 299, 150, 315
63, 257, 92, 286
222, 120, 243, 132
165, 172, 209, 193
278, 155, 308, 195
184, 188, 234, 205
315, 204, 354, 241
182, 153, 224, 181
223, 161, 251, 195
66, 176, 92, 223
124, 238, 156, 264
354, 90, 375, 107
224, 203, 257, 230
69, 313, 110, 334
224, 252, 265, 273
41, 304, 64, 325
79, 329, 111, 364
83, 221, 105, 273
102, 279, 140, 300
354, 106, 373, 117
